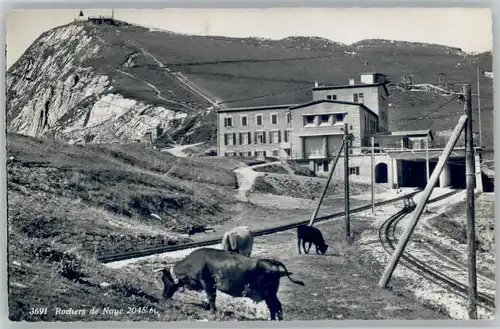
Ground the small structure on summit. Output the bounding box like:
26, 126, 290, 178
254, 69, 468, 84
88, 9, 117, 25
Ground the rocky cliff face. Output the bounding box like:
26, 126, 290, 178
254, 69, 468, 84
6, 22, 198, 145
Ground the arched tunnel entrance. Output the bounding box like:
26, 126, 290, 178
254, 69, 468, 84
375, 163, 388, 183
398, 158, 466, 189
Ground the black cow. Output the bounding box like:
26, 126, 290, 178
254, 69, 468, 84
296, 224, 328, 255
159, 247, 305, 320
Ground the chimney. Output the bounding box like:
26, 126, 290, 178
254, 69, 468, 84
349, 78, 355, 85
314, 81, 319, 88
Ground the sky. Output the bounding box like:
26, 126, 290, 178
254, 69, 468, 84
6, 7, 493, 69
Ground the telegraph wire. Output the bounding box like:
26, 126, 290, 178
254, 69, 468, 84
392, 95, 461, 131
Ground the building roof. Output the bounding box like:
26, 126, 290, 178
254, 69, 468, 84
390, 129, 434, 140
289, 99, 379, 118
217, 103, 299, 113
312, 81, 389, 96
360, 72, 387, 76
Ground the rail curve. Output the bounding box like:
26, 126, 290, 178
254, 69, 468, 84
378, 192, 495, 311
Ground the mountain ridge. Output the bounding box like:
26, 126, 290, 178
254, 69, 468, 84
6, 20, 494, 149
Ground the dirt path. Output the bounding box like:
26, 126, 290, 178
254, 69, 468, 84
233, 161, 295, 202
115, 69, 197, 112
130, 40, 222, 109
163, 142, 206, 158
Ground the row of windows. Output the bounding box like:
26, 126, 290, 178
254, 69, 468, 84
325, 93, 364, 104
223, 130, 291, 146
303, 113, 345, 127
225, 149, 291, 157
224, 113, 291, 128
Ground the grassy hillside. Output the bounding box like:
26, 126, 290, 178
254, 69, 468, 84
6, 132, 283, 320
104, 24, 494, 147
7, 21, 493, 148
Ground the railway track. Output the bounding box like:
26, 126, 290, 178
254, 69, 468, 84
378, 191, 496, 311
98, 189, 426, 263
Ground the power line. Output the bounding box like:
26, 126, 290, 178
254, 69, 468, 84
394, 95, 461, 131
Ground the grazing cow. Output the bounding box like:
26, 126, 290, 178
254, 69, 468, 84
296, 224, 328, 255
221, 226, 254, 257
158, 248, 304, 321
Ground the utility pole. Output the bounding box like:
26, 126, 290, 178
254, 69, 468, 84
464, 84, 478, 320
378, 115, 468, 288
425, 136, 430, 212
344, 122, 350, 240
371, 136, 375, 213
309, 138, 346, 226
425, 136, 430, 182
477, 67, 482, 148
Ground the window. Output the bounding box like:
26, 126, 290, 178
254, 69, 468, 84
304, 115, 315, 126
239, 152, 245, 157
255, 131, 265, 144
271, 114, 278, 125
256, 115, 263, 125
412, 140, 421, 150
349, 167, 360, 175
240, 132, 250, 145
284, 148, 291, 156
241, 116, 248, 126
226, 133, 235, 145
272, 150, 279, 157
320, 115, 330, 124
270, 130, 280, 143
286, 113, 291, 123
327, 94, 337, 100
284, 129, 290, 143
224, 117, 233, 127
327, 95, 331, 100
353, 93, 364, 104
225, 152, 236, 157
256, 151, 264, 157
335, 113, 344, 122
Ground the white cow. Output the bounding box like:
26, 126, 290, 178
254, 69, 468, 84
221, 226, 254, 257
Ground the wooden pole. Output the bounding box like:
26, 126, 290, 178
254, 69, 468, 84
464, 84, 478, 319
425, 136, 430, 182
371, 136, 375, 213
344, 122, 350, 240
309, 137, 346, 226
477, 67, 482, 148
378, 115, 468, 288
425, 136, 430, 212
